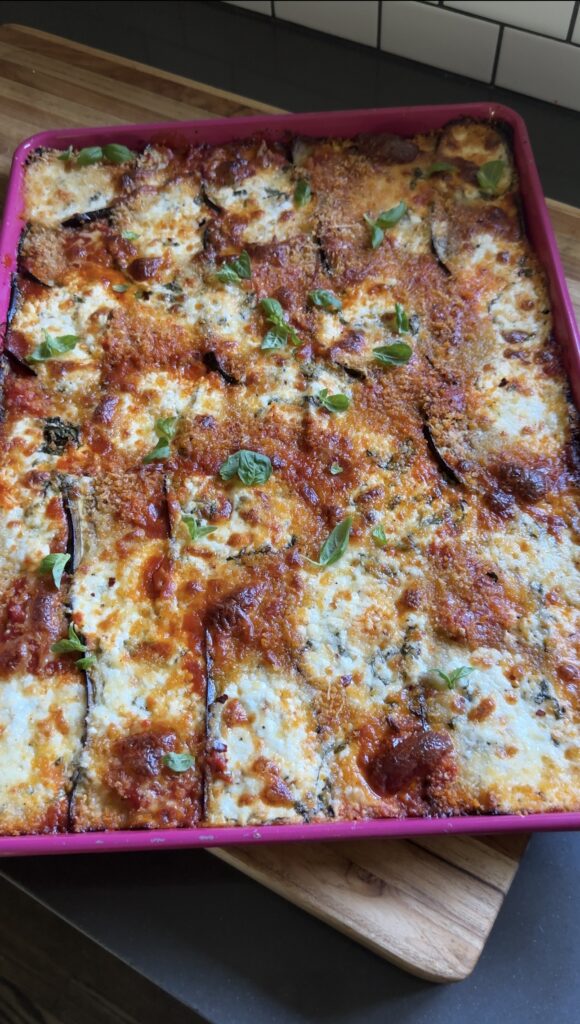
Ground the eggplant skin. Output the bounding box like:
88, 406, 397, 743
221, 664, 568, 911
202, 350, 239, 386
61, 206, 113, 229
422, 419, 462, 485
59, 475, 87, 573
41, 417, 80, 455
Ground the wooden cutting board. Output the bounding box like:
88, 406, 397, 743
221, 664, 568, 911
1, 21, 578, 984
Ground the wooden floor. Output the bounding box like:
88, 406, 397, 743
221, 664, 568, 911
0, 875, 202, 1024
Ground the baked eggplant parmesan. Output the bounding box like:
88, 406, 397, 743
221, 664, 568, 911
1, 120, 579, 835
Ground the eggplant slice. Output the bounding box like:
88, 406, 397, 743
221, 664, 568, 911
421, 415, 463, 486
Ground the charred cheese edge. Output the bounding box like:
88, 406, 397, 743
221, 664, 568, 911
0, 120, 578, 835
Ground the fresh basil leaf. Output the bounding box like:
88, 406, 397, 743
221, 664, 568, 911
394, 302, 410, 335
376, 202, 407, 228
216, 250, 252, 285
294, 178, 312, 206
77, 146, 103, 166
215, 264, 241, 285
424, 161, 455, 177
143, 442, 170, 463
163, 752, 195, 772
231, 250, 251, 279
330, 462, 343, 475
219, 449, 272, 486
122, 230, 139, 241
373, 342, 413, 367
318, 388, 350, 413
260, 297, 301, 348
143, 417, 177, 463
58, 145, 74, 163
315, 516, 353, 568
182, 515, 217, 542
76, 654, 96, 670
371, 525, 387, 547
38, 552, 70, 589
435, 666, 475, 689
285, 323, 301, 347
477, 160, 506, 196
364, 214, 384, 250
364, 203, 407, 249
112, 283, 129, 293
261, 328, 287, 351
309, 290, 342, 312
103, 143, 135, 164
155, 417, 178, 442
52, 623, 88, 654
27, 333, 79, 363
260, 297, 285, 321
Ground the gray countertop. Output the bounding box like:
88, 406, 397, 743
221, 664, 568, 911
2, 831, 579, 1023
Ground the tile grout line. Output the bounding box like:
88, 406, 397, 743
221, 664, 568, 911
230, 0, 580, 53
490, 23, 504, 86
567, 0, 580, 41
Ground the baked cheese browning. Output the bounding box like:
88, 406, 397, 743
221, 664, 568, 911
2, 118, 579, 835
23, 149, 130, 226
0, 571, 86, 834
204, 550, 330, 824
68, 473, 204, 830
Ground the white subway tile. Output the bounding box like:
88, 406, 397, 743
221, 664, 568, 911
496, 27, 580, 111
445, 1, 575, 40
226, 1, 272, 13
274, 1, 379, 47
381, 1, 499, 81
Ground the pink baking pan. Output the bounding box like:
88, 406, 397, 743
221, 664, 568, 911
1, 102, 579, 856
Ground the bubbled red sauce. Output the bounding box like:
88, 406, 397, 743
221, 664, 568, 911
358, 718, 455, 799
142, 553, 175, 601
207, 550, 303, 671
0, 577, 65, 678
104, 727, 200, 823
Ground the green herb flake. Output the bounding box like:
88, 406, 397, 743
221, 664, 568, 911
112, 283, 129, 293
122, 231, 140, 241
182, 515, 217, 542
373, 342, 413, 367
103, 143, 135, 164
394, 302, 410, 335
259, 297, 300, 350
76, 146, 103, 166
434, 666, 475, 689
318, 388, 350, 413
163, 752, 195, 773
58, 145, 74, 163
294, 178, 312, 206
364, 202, 407, 249
219, 450, 272, 486
216, 250, 252, 285
51, 623, 88, 655
371, 525, 387, 547
311, 517, 353, 568
27, 332, 80, 364
476, 160, 507, 196
143, 416, 178, 464
38, 552, 70, 589
261, 329, 287, 351
330, 463, 343, 475
309, 289, 342, 312
76, 654, 96, 670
